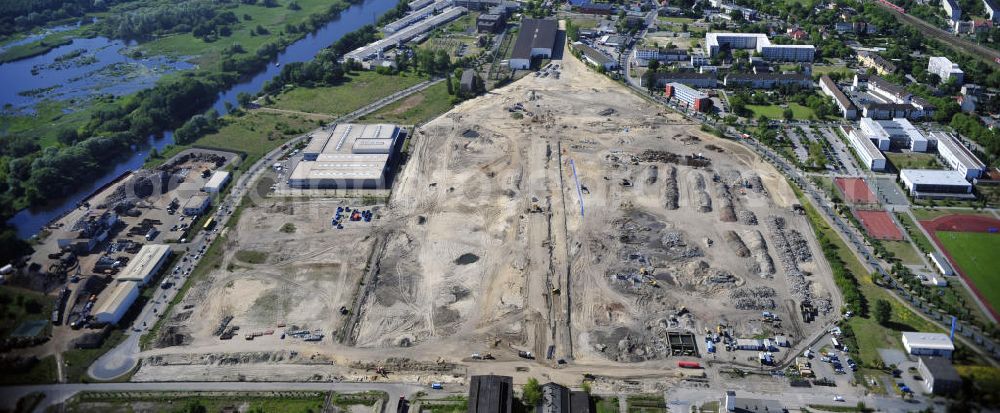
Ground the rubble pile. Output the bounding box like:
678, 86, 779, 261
743, 230, 775, 277
748, 175, 766, 194
786, 229, 812, 262
100, 170, 169, 211
646, 165, 659, 185
715, 181, 736, 222
637, 150, 680, 163
694, 173, 712, 213
664, 165, 679, 210
765, 216, 812, 304
737, 210, 758, 225
729, 286, 777, 310
662, 231, 703, 260
723, 230, 750, 257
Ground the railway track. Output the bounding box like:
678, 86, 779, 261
873, 1, 1000, 66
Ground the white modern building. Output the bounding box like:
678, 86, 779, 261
900, 169, 974, 199
384, 0, 454, 34
202, 170, 231, 193
93, 280, 140, 325
928, 57, 964, 84
704, 33, 815, 62
932, 132, 986, 179
902, 332, 955, 358
116, 244, 172, 285
290, 123, 404, 189
845, 126, 887, 171
858, 118, 931, 152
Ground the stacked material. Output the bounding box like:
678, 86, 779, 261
694, 172, 712, 213
723, 230, 750, 257
766, 216, 811, 303
715, 181, 736, 222
664, 166, 679, 210
737, 210, 758, 225
730, 286, 777, 310
744, 230, 775, 277
646, 165, 659, 184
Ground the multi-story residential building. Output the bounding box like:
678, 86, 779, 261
664, 82, 713, 112
819, 75, 858, 119
943, 0, 962, 21
704, 33, 815, 62
928, 56, 964, 84
857, 51, 896, 75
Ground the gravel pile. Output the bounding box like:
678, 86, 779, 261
715, 181, 736, 222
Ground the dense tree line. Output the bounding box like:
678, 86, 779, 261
98, 1, 234, 41
0, 0, 126, 37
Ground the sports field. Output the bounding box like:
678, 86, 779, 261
936, 231, 1000, 316
855, 210, 903, 240
835, 177, 877, 204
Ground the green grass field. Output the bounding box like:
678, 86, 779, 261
746, 103, 817, 120
884, 152, 944, 171
911, 208, 996, 221
150, 110, 318, 170
882, 240, 923, 265
359, 81, 454, 125
936, 231, 1000, 314
266, 71, 427, 116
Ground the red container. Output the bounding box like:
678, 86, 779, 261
677, 361, 701, 369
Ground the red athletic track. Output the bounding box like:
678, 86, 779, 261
855, 210, 903, 240
920, 214, 1000, 320
835, 177, 877, 204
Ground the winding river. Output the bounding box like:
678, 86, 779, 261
7, 0, 397, 238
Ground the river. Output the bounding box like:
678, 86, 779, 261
8, 0, 397, 239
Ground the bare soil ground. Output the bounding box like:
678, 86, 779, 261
134, 48, 840, 383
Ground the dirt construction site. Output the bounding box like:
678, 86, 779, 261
137, 50, 841, 385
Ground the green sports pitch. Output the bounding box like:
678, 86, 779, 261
936, 231, 1000, 314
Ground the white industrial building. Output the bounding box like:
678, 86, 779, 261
928, 252, 955, 276
928, 57, 964, 84
900, 169, 974, 199
290, 123, 403, 189
858, 118, 932, 152
932, 132, 986, 179
845, 126, 887, 171
92, 280, 140, 325
705, 33, 815, 61
182, 194, 211, 216
902, 332, 955, 358
202, 170, 231, 193
384, 0, 454, 33
344, 6, 467, 65
116, 244, 172, 285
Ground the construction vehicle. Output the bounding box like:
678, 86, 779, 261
551, 287, 560, 295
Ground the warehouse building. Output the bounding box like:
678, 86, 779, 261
116, 244, 171, 285
900, 169, 974, 199
182, 194, 211, 216
917, 357, 962, 395
572, 42, 618, 70
928, 56, 964, 84
345, 6, 467, 66
722, 72, 812, 89
468, 375, 513, 413
846, 126, 887, 171
290, 124, 404, 189
93, 280, 140, 325
902, 332, 955, 357
933, 132, 986, 179
664, 82, 712, 112
509, 19, 557, 70
858, 118, 932, 152
819, 75, 858, 119
202, 170, 230, 193
385, 0, 454, 33
705, 33, 814, 62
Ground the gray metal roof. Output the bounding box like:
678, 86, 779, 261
512, 19, 558, 60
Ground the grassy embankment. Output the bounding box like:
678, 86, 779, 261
359, 81, 454, 125
65, 391, 328, 412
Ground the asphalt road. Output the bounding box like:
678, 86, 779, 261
0, 381, 429, 412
